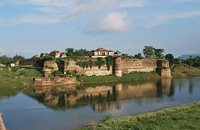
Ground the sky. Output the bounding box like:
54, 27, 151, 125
0, 0, 200, 58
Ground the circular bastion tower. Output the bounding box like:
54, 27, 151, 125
114, 57, 123, 77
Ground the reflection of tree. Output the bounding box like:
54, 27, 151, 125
0, 87, 22, 99
156, 80, 163, 97
168, 80, 175, 97
178, 79, 183, 92
189, 78, 193, 95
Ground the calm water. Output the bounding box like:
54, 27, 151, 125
0, 78, 200, 130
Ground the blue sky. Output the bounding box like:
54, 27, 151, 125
0, 0, 200, 58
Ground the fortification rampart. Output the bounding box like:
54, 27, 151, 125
62, 59, 113, 76
120, 58, 158, 74
59, 57, 171, 77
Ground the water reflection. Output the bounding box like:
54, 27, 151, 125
0, 78, 199, 130
0, 87, 22, 100
27, 79, 173, 111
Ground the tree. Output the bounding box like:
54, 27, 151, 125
74, 49, 91, 56
155, 49, 164, 59
193, 56, 200, 67
143, 46, 155, 58
0, 55, 13, 65
65, 48, 92, 57
165, 54, 174, 66
184, 56, 194, 66
65, 48, 74, 57
134, 53, 143, 59
13, 55, 25, 62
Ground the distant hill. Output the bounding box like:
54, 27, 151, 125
180, 54, 200, 60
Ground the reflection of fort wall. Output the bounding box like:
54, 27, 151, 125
93, 102, 114, 111
161, 78, 172, 94
67, 86, 113, 106
33, 79, 172, 111
115, 83, 158, 100
44, 93, 59, 107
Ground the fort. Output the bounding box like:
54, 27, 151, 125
14, 48, 171, 85
59, 57, 171, 77
34, 56, 171, 85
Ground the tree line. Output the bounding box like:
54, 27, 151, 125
0, 55, 25, 65
1, 47, 200, 68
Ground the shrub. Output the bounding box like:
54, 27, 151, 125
103, 113, 113, 121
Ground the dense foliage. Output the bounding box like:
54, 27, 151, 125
183, 56, 200, 67
0, 55, 25, 65
165, 54, 175, 66
134, 53, 143, 59
105, 56, 113, 71
76, 57, 106, 70
143, 46, 164, 59
36, 56, 55, 67
65, 48, 92, 57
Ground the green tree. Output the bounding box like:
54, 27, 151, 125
74, 49, 91, 56
193, 56, 200, 67
143, 46, 155, 58
184, 56, 194, 66
65, 48, 74, 57
36, 56, 55, 67
13, 55, 25, 62
165, 54, 174, 66
134, 53, 143, 59
0, 55, 13, 65
155, 49, 164, 59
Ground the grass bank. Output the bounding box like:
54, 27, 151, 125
0, 67, 42, 88
77, 72, 160, 83
172, 64, 200, 78
76, 101, 200, 130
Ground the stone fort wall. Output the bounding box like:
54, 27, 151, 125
61, 59, 113, 76
59, 57, 171, 77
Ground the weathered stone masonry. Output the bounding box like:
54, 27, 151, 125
60, 57, 171, 77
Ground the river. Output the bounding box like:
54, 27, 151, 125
0, 78, 200, 130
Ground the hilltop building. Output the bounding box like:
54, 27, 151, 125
50, 50, 61, 58
40, 53, 49, 57
32, 55, 39, 59
91, 48, 114, 58
60, 52, 67, 58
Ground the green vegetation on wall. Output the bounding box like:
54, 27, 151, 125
105, 56, 113, 71
96, 57, 106, 69
76, 57, 107, 70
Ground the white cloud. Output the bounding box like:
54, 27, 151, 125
0, 48, 6, 53
64, 0, 146, 19
119, 0, 147, 8
174, 0, 199, 2
37, 7, 61, 13
9, 0, 73, 7
17, 15, 60, 24
146, 11, 200, 29
88, 12, 132, 33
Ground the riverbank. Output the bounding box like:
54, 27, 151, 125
1, 64, 200, 87
75, 101, 200, 130
77, 71, 160, 84
172, 64, 200, 78
0, 67, 41, 88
